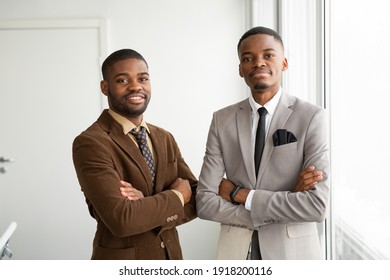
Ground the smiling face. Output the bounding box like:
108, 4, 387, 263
238, 34, 288, 104
100, 58, 151, 125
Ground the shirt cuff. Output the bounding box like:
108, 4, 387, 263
245, 190, 255, 211
171, 190, 184, 206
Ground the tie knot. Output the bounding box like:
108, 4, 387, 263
258, 107, 267, 117
130, 127, 147, 142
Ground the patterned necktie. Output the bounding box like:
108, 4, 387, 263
130, 127, 155, 184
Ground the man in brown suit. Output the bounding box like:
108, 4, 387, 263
72, 49, 197, 260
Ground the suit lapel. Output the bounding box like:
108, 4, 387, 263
257, 93, 294, 184
97, 110, 153, 194
148, 125, 166, 194
236, 100, 257, 188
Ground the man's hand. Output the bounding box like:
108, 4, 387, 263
218, 178, 235, 201
218, 178, 250, 205
294, 166, 323, 192
169, 178, 192, 204
119, 180, 144, 200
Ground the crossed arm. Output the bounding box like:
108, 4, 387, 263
120, 166, 322, 204
218, 166, 323, 205
119, 178, 192, 204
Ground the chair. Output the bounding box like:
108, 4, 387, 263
0, 222, 17, 260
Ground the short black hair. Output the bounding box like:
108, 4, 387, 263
101, 49, 148, 80
237, 26, 284, 51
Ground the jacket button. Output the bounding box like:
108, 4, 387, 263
160, 241, 165, 248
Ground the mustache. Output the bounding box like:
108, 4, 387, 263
249, 69, 271, 77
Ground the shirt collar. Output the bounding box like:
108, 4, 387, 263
249, 87, 283, 117
108, 109, 150, 135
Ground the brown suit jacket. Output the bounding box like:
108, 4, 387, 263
72, 110, 197, 260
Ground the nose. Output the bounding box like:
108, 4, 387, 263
253, 57, 266, 68
127, 80, 142, 92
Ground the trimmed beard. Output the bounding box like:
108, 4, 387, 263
254, 83, 269, 91
108, 91, 150, 118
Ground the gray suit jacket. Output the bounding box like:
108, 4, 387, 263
196, 93, 330, 260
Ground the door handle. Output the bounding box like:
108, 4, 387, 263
0, 156, 15, 174
0, 157, 15, 163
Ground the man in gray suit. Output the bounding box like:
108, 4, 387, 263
196, 26, 329, 260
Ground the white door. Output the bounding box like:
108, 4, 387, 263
0, 20, 105, 259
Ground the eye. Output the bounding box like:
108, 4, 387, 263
264, 53, 275, 59
139, 76, 149, 83
241, 56, 252, 62
116, 78, 129, 84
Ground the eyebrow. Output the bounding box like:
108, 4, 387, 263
113, 72, 149, 78
240, 48, 277, 57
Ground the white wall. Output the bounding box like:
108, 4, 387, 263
0, 0, 248, 259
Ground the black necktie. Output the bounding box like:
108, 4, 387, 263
251, 230, 262, 260
254, 107, 268, 177
252, 107, 267, 260
130, 127, 156, 184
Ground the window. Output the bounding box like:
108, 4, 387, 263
329, 0, 390, 259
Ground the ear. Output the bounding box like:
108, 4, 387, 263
239, 64, 244, 77
100, 80, 108, 96
282, 57, 289, 71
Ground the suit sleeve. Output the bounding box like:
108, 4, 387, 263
72, 132, 196, 237
250, 108, 330, 227
196, 112, 255, 228
159, 133, 198, 232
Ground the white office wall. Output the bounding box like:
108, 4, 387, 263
0, 0, 248, 259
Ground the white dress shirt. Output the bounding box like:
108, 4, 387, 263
245, 88, 282, 211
